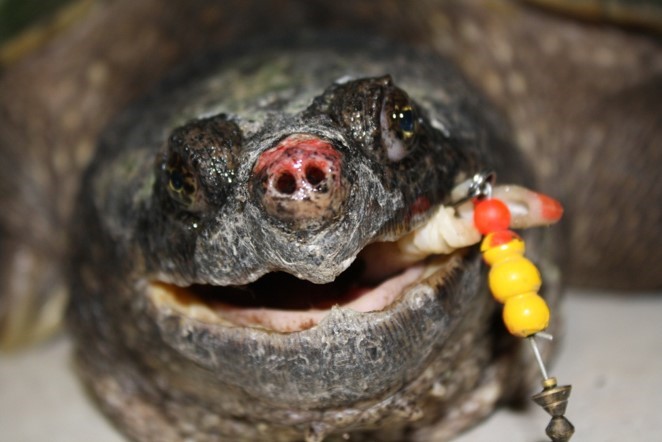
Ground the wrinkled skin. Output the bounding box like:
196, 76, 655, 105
69, 40, 547, 441
0, 0, 660, 441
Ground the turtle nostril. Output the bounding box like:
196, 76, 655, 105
252, 134, 347, 230
305, 165, 325, 186
275, 172, 297, 195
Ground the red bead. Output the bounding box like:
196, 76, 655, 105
474, 198, 511, 234
483, 230, 521, 248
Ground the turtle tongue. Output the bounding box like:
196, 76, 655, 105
149, 257, 428, 333
213, 264, 425, 332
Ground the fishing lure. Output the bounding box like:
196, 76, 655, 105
465, 171, 575, 442
355, 170, 575, 440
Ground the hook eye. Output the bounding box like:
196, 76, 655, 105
468, 170, 497, 200
450, 170, 497, 207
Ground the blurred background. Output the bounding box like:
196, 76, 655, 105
1, 1, 660, 441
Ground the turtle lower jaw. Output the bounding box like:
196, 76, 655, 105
143, 247, 485, 407
72, 247, 497, 442
138, 246, 493, 423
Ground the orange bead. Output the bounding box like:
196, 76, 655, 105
473, 198, 511, 234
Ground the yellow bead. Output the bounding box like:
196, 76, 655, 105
481, 233, 525, 266
488, 256, 541, 303
502, 292, 550, 337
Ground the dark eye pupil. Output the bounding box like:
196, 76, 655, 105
170, 170, 184, 191
398, 109, 414, 133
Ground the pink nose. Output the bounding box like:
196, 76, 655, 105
252, 134, 347, 229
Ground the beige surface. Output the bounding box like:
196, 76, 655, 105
1, 290, 660, 442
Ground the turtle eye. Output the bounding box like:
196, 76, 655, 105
165, 153, 198, 208
394, 105, 415, 138
168, 169, 185, 192
380, 88, 418, 161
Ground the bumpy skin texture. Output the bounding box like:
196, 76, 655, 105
68, 40, 547, 441
1, 1, 660, 349
0, 0, 659, 440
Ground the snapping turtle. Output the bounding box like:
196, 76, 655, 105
1, 0, 660, 441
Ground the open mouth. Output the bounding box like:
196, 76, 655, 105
148, 245, 460, 333
147, 183, 562, 334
